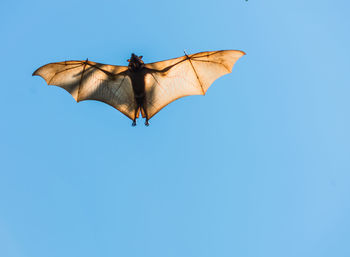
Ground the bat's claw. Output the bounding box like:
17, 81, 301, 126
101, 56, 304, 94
145, 120, 149, 126
132, 120, 136, 126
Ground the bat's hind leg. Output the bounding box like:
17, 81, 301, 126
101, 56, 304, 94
140, 105, 150, 126
142, 107, 150, 126
132, 107, 139, 127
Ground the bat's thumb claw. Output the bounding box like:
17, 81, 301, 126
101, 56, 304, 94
145, 120, 149, 126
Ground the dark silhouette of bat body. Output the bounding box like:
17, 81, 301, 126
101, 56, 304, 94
33, 50, 245, 126
127, 54, 149, 125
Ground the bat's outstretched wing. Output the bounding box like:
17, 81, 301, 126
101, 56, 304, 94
143, 50, 245, 119
33, 60, 136, 119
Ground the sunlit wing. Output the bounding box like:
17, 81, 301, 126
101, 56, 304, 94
33, 60, 136, 119
143, 50, 245, 119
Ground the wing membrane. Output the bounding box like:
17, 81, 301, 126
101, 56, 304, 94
144, 50, 245, 118
33, 60, 136, 119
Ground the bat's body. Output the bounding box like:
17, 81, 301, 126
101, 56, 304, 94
126, 54, 149, 125
130, 70, 147, 125
33, 50, 245, 126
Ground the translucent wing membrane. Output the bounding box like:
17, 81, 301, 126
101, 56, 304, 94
33, 60, 136, 119
143, 50, 245, 119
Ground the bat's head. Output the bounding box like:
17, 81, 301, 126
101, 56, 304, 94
127, 53, 144, 71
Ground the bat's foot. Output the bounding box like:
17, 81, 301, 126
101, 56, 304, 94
145, 120, 149, 126
132, 120, 136, 126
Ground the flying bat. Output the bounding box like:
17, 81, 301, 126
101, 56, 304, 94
33, 50, 245, 126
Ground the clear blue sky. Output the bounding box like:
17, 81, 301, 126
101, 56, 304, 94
1, 0, 350, 257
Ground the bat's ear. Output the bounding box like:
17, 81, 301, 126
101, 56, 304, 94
139, 56, 143, 59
